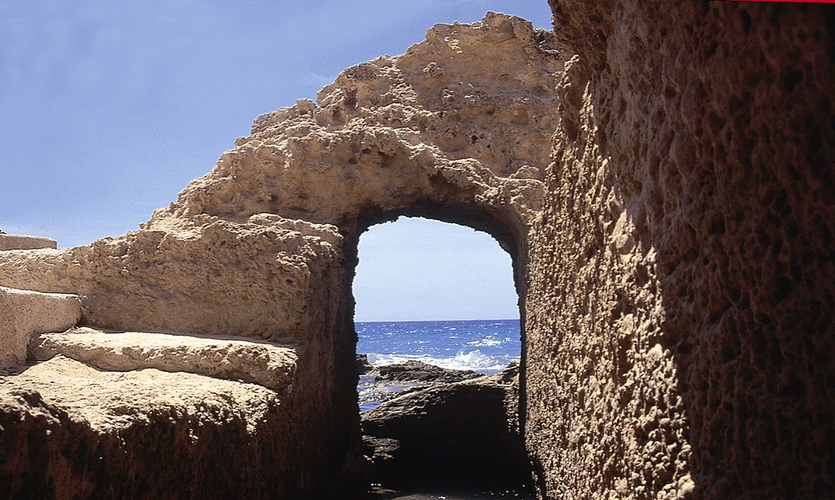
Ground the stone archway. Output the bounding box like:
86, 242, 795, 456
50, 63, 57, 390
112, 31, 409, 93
2, 4, 832, 499
0, 14, 561, 498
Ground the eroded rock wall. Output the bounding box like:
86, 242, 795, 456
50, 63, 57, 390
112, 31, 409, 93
0, 218, 352, 497
3, 4, 830, 498
0, 14, 563, 499
525, 1, 835, 498
146, 12, 562, 258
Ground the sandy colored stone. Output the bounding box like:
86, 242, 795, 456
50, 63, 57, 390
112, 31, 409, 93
0, 286, 81, 369
0, 234, 56, 251
145, 12, 560, 249
4, 355, 279, 433
0, 217, 354, 496
0, 216, 343, 341
0, 355, 295, 499
30, 326, 299, 393
0, 5, 832, 499
0, 15, 559, 498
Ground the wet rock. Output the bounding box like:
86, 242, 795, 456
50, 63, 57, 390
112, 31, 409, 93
357, 353, 373, 374
374, 360, 480, 384
357, 359, 483, 412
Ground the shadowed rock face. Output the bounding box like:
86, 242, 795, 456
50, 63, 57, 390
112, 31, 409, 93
361, 363, 527, 491
525, 1, 835, 498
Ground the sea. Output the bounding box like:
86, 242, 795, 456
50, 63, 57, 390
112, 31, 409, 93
356, 319, 521, 411
357, 318, 521, 374
356, 319, 531, 499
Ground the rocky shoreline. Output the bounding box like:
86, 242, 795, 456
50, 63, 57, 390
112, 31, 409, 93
357, 356, 482, 412
356, 358, 532, 496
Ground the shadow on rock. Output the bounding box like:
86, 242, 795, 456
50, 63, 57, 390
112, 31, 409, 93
360, 361, 531, 492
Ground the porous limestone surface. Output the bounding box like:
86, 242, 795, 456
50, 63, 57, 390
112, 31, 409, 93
522, 1, 835, 499
146, 12, 562, 249
0, 286, 81, 369
0, 234, 56, 251
0, 355, 293, 499
30, 327, 299, 393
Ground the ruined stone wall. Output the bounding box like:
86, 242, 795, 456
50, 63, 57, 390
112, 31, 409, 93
2, 5, 832, 498
0, 218, 353, 497
525, 1, 835, 498
0, 15, 563, 498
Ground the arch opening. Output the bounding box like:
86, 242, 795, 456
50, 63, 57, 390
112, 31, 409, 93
354, 216, 521, 410
353, 216, 519, 323
350, 215, 532, 495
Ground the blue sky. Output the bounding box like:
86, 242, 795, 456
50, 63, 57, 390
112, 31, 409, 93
0, 1, 551, 321
354, 217, 519, 322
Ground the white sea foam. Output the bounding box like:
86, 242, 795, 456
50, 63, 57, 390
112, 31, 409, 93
366, 350, 517, 374
467, 338, 502, 347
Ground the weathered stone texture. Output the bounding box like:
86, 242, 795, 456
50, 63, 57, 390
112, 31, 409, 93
0, 356, 292, 499
0, 216, 343, 341
146, 12, 561, 256
0, 234, 57, 251
1, 4, 832, 498
0, 14, 561, 499
0, 286, 81, 369
0, 218, 353, 496
524, 1, 835, 498
30, 327, 299, 393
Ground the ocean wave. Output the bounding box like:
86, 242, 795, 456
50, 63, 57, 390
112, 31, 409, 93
467, 338, 503, 347
365, 350, 517, 374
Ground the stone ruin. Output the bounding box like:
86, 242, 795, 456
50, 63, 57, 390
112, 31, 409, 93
1, 2, 833, 498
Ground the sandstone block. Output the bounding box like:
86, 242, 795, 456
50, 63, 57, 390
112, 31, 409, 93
0, 234, 57, 251
0, 286, 81, 369
30, 327, 299, 393
0, 355, 293, 499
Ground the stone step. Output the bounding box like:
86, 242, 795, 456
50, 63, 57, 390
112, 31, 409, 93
0, 233, 57, 251
0, 355, 286, 498
0, 286, 81, 369
1, 355, 283, 432
30, 327, 299, 393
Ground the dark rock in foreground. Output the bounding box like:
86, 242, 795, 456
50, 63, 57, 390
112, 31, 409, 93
374, 360, 480, 384
356, 357, 484, 412
361, 362, 530, 491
